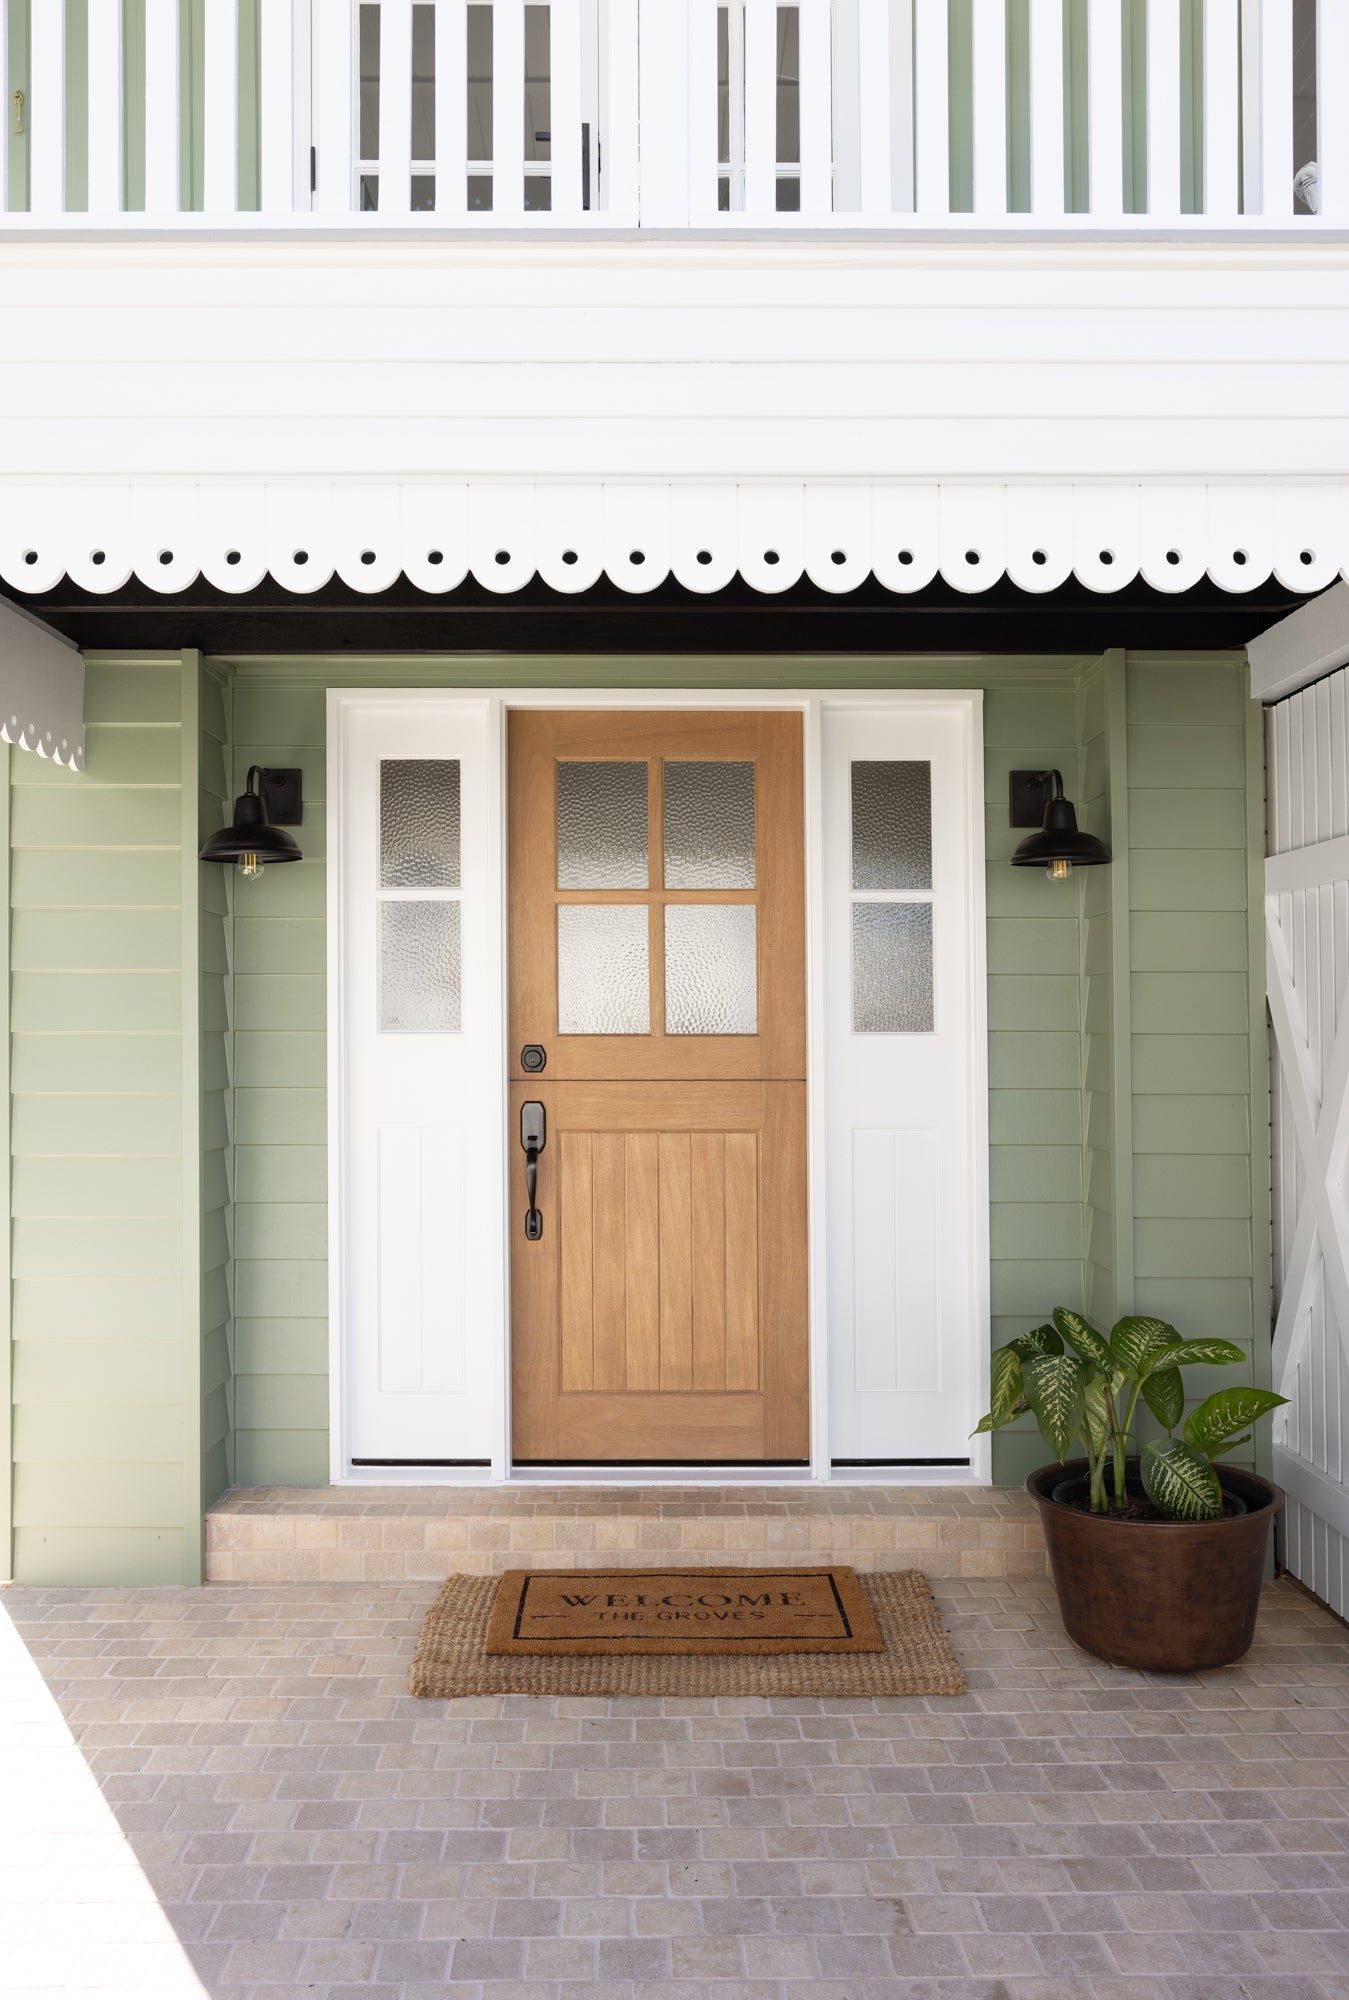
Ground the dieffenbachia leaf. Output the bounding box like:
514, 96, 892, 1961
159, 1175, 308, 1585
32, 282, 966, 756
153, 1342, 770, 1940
1022, 1353, 1088, 1463
1053, 1308, 1115, 1375
1009, 1323, 1063, 1362
1110, 1316, 1181, 1379
1141, 1365, 1185, 1432
1147, 1338, 1245, 1372
1082, 1374, 1116, 1457
1183, 1386, 1288, 1459
972, 1347, 1026, 1435
1140, 1438, 1224, 1521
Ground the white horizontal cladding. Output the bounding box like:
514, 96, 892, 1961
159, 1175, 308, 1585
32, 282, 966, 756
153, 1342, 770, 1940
0, 597, 85, 770
1, 481, 1346, 601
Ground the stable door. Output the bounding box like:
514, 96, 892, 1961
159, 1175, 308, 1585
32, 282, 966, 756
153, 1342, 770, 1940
508, 711, 808, 1463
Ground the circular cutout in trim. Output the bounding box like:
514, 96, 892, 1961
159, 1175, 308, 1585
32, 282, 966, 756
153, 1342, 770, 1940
897, 549, 914, 566
158, 549, 174, 565
561, 549, 578, 566
1232, 548, 1248, 567
1165, 549, 1181, 565
1031, 549, 1047, 566
293, 550, 309, 565
696, 549, 713, 566
22, 550, 36, 565
225, 549, 242, 566
1300, 548, 1316, 565
360, 549, 376, 566
629, 550, 645, 565
964, 549, 980, 565
763, 549, 780, 565
1098, 549, 1114, 566
427, 549, 444, 565
91, 549, 106, 566
494, 549, 510, 565
830, 549, 846, 565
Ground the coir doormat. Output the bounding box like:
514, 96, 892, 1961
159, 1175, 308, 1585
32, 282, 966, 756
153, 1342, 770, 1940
487, 1566, 883, 1656
409, 1569, 966, 1699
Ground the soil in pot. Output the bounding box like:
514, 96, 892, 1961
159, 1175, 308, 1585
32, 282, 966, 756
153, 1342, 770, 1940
1049, 1469, 1247, 1521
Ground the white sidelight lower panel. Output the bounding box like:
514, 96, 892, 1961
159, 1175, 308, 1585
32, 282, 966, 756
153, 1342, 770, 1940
822, 698, 987, 1463
329, 694, 504, 1468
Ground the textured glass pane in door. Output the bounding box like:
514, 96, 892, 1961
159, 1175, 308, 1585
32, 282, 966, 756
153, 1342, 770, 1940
664, 761, 756, 887
666, 905, 758, 1034
380, 760, 461, 887
380, 900, 462, 1032
557, 762, 649, 887
558, 905, 650, 1033
851, 761, 932, 890
852, 902, 933, 1033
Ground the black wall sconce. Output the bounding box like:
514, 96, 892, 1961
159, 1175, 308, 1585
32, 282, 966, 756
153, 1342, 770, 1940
1009, 770, 1111, 883
200, 766, 303, 879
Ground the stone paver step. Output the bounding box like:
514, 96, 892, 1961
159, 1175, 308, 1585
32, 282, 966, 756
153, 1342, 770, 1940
205, 1483, 1049, 1584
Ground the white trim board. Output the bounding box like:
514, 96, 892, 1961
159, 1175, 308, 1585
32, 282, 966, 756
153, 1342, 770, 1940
1249, 582, 1349, 704
327, 688, 990, 1487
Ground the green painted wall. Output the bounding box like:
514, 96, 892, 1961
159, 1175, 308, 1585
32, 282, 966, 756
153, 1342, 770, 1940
0, 647, 1271, 1576
7, 654, 202, 1584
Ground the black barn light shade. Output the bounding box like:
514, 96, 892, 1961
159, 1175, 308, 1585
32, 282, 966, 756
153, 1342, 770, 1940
1009, 769, 1111, 883
200, 766, 303, 879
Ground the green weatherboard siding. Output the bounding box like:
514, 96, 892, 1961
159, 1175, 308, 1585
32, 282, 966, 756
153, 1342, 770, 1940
1, 650, 1270, 1581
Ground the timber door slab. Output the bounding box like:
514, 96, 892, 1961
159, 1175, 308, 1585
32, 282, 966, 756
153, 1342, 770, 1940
508, 711, 808, 1463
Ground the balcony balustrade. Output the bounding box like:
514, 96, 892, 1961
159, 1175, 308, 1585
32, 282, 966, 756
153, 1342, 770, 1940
0, 0, 1339, 232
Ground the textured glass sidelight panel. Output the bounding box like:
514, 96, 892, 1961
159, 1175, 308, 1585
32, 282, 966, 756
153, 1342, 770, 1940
852, 902, 933, 1033
666, 905, 758, 1034
558, 905, 650, 1034
664, 762, 756, 888
380, 760, 461, 888
380, 900, 462, 1032
557, 762, 649, 888
851, 761, 932, 891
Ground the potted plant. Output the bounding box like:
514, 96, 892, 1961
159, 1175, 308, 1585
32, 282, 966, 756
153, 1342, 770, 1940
975, 1308, 1286, 1672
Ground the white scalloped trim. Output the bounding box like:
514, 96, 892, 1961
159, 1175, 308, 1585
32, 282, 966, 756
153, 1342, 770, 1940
1, 481, 1346, 604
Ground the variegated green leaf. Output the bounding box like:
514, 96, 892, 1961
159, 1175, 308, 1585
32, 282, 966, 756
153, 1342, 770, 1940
1022, 1353, 1089, 1463
1052, 1308, 1114, 1374
1183, 1386, 1288, 1459
1146, 1337, 1245, 1372
1008, 1323, 1063, 1361
1140, 1438, 1224, 1521
1081, 1375, 1115, 1457
1110, 1316, 1181, 1379
972, 1348, 1026, 1435
1141, 1365, 1185, 1432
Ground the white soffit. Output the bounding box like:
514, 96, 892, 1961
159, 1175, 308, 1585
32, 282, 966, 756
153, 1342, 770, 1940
0, 596, 85, 771
0, 482, 1345, 603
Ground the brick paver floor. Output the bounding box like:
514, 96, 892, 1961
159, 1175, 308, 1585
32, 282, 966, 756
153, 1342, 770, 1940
2, 1572, 1348, 1999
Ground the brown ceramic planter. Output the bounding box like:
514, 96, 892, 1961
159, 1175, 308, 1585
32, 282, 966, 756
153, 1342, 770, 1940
1026, 1459, 1283, 1672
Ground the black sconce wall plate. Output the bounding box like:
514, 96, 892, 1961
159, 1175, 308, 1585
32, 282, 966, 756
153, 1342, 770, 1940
1009, 770, 1054, 828
259, 768, 304, 826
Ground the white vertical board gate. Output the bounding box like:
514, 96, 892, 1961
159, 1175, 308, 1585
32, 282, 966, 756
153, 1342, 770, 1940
1266, 668, 1349, 1619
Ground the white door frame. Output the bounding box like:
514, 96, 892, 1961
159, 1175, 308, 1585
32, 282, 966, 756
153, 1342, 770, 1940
328, 687, 990, 1485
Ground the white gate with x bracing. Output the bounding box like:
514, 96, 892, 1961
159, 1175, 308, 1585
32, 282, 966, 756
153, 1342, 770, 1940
1267, 668, 1349, 1620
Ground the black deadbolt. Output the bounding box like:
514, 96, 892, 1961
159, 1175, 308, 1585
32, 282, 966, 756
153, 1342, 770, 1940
520, 1044, 547, 1073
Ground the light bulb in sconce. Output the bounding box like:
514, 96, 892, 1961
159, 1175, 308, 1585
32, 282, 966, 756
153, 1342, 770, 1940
239, 852, 263, 879
1047, 857, 1072, 883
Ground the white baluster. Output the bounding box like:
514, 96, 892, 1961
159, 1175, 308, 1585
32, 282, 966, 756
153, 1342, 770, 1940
605, 0, 639, 221
798, 0, 832, 215
259, 0, 295, 214
635, 0, 690, 223
1240, 0, 1264, 213
1086, 0, 1123, 216
87, 0, 123, 216
550, 0, 583, 217
144, 0, 180, 215
380, 0, 414, 213
1257, 0, 1292, 217
971, 0, 1007, 217
856, 0, 892, 217
29, 0, 65, 216
888, 0, 914, 212
203, 0, 239, 214
1028, 0, 1064, 217
1204, 0, 1239, 217
434, 0, 468, 218
743, 0, 777, 220
1317, 0, 1348, 221
315, 0, 355, 211
686, 0, 721, 222
1146, 0, 1180, 217
492, 0, 524, 217
913, 0, 947, 216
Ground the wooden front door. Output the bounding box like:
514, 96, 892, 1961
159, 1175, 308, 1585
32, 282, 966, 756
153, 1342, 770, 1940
508, 711, 808, 1463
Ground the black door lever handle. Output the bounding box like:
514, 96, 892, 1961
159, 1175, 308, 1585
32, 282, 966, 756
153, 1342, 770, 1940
520, 1101, 546, 1240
